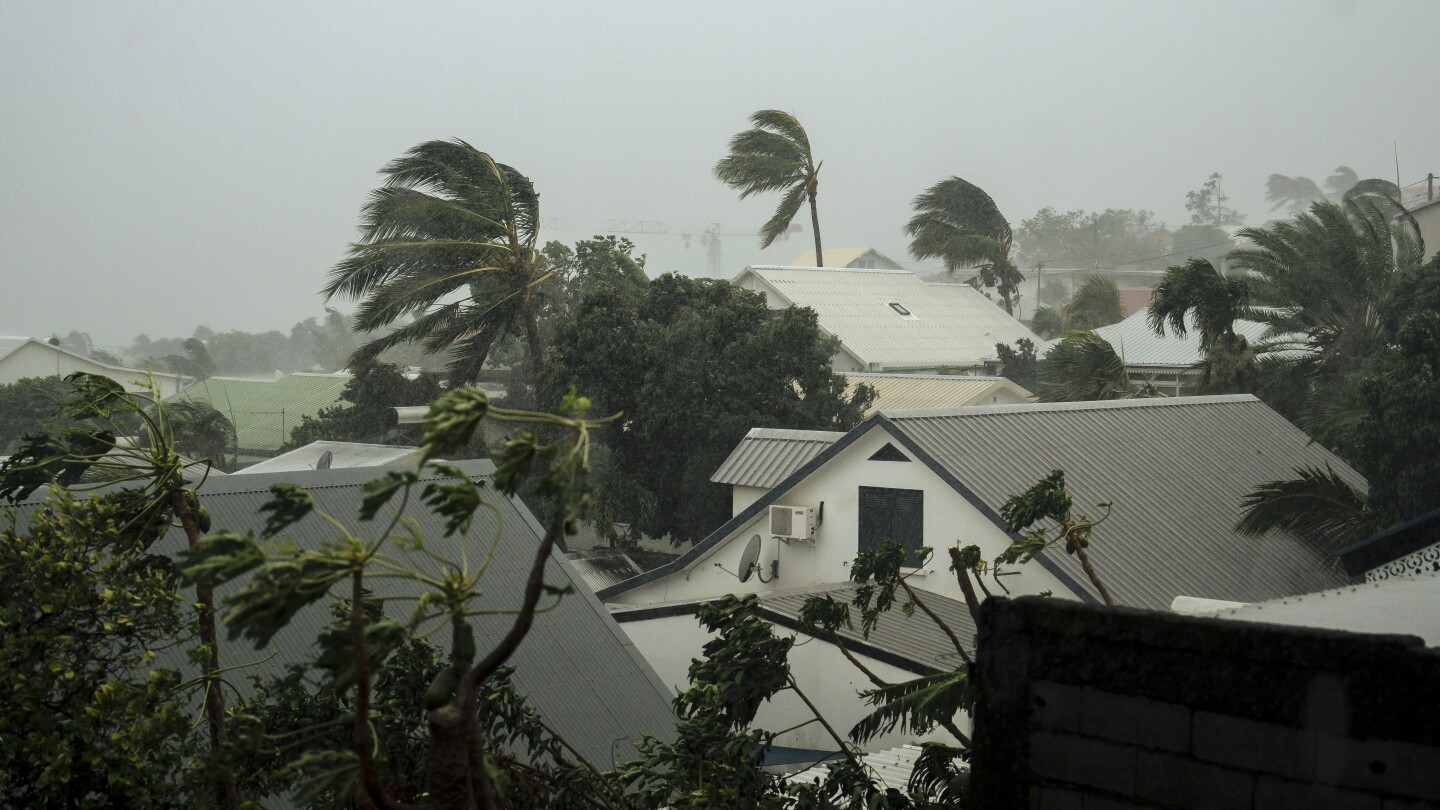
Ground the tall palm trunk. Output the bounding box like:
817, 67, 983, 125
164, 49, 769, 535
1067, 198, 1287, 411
808, 181, 823, 268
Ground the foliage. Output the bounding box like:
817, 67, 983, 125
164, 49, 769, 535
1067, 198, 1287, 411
543, 274, 873, 544
1014, 207, 1170, 271
0, 375, 73, 454
163, 337, 218, 381
1263, 166, 1398, 215
167, 399, 237, 472
282, 361, 444, 449
1063, 275, 1124, 332
906, 177, 1024, 313
1148, 257, 1255, 393
1035, 330, 1156, 402
1235, 464, 1374, 553
0, 491, 195, 807
1184, 172, 1243, 228
998, 470, 1115, 604
1037, 278, 1069, 307
323, 139, 551, 383
994, 338, 1037, 392
1028, 307, 1064, 341
542, 236, 650, 315
132, 310, 363, 377
714, 110, 824, 263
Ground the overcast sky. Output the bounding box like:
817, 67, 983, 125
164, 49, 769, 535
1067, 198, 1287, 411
2, 0, 1438, 347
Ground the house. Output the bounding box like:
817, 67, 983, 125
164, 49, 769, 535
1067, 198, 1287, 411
788, 247, 906, 271
163, 372, 351, 465
1206, 570, 1440, 646
1335, 506, 1440, 582
601, 395, 1358, 614
1410, 194, 1440, 264
1035, 307, 1286, 396
0, 335, 188, 397
732, 265, 1040, 373
123, 460, 677, 765
232, 440, 420, 475
846, 373, 1032, 416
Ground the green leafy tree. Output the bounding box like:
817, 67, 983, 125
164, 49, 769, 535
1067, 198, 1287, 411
714, 110, 824, 265
542, 274, 874, 544
168, 399, 238, 472
1148, 257, 1255, 392
994, 338, 1038, 391
1015, 207, 1170, 271
0, 376, 72, 454
997, 469, 1115, 604
323, 139, 550, 384
1036, 330, 1157, 402
1185, 172, 1243, 228
1063, 275, 1124, 331
283, 361, 444, 450
905, 177, 1024, 314
1029, 307, 1064, 340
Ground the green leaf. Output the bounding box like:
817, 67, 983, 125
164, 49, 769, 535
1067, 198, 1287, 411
419, 387, 490, 463
176, 531, 264, 587
358, 470, 418, 521
259, 484, 314, 538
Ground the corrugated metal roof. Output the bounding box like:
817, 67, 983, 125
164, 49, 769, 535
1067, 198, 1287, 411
787, 248, 905, 270
565, 550, 647, 594
1037, 307, 1286, 368
789, 744, 926, 790
1213, 571, 1440, 646
847, 373, 1033, 415
759, 582, 975, 672
11, 461, 676, 764
884, 395, 1360, 610
235, 441, 420, 474
710, 427, 845, 488
736, 266, 1039, 369
165, 373, 352, 452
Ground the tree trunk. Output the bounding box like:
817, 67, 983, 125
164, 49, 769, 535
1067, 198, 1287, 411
947, 547, 985, 627
171, 489, 238, 810
522, 293, 545, 388
808, 184, 823, 268
1071, 542, 1115, 605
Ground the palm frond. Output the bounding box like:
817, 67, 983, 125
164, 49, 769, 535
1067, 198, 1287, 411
1036, 330, 1134, 402
849, 669, 971, 744
1236, 464, 1373, 553
760, 182, 807, 248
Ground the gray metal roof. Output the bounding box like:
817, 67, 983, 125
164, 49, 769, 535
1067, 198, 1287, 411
1036, 307, 1298, 368
846, 373, 1033, 415
883, 395, 1360, 610
789, 744, 926, 790
21, 461, 676, 765
1212, 571, 1440, 646
710, 428, 845, 488
565, 550, 647, 594
758, 582, 976, 673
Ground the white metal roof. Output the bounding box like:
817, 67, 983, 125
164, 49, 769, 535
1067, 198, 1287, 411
710, 427, 844, 489
847, 373, 1032, 415
1210, 571, 1440, 646
235, 441, 420, 474
787, 247, 905, 270
1036, 307, 1288, 368
735, 266, 1040, 369
789, 744, 927, 790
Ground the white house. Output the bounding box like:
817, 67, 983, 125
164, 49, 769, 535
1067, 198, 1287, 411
846, 372, 1032, 416
788, 247, 906, 271
1410, 195, 1440, 264
731, 265, 1040, 374
0, 336, 189, 397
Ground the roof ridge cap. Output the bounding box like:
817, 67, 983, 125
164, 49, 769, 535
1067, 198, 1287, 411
883, 394, 1259, 419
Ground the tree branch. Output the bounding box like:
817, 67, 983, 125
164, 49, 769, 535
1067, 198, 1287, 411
898, 577, 970, 666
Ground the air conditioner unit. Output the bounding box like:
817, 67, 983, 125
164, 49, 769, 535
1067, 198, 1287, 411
769, 505, 815, 542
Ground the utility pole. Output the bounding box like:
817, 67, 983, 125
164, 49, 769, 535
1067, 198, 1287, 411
702, 223, 722, 277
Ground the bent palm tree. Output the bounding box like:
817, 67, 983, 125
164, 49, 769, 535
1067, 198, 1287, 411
1235, 464, 1373, 556
323, 139, 549, 383
1035, 330, 1156, 402
714, 110, 823, 265
906, 177, 1024, 314
1148, 257, 1253, 391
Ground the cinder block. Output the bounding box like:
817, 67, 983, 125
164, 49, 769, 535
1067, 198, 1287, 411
1032, 680, 1083, 733
1135, 750, 1253, 810
1032, 730, 1138, 796
1081, 687, 1191, 753
1192, 711, 1311, 780
1030, 785, 1085, 810
1314, 734, 1440, 801
1255, 775, 1382, 810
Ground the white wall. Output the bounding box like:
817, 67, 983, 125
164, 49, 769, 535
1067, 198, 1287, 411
733, 484, 767, 516
0, 341, 187, 397
611, 424, 1073, 609
1413, 199, 1440, 264
620, 612, 963, 753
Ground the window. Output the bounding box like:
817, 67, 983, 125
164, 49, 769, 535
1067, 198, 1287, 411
887, 302, 916, 319
858, 486, 924, 566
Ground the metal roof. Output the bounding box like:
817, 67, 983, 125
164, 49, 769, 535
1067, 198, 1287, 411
565, 550, 648, 594
735, 266, 1040, 369
1336, 506, 1440, 576
847, 373, 1032, 415
165, 373, 352, 452
789, 744, 926, 791
883, 395, 1361, 610
786, 248, 905, 270
758, 582, 976, 672
710, 427, 845, 488
1037, 307, 1285, 368
235, 441, 420, 475
1212, 571, 1440, 646
20, 461, 677, 765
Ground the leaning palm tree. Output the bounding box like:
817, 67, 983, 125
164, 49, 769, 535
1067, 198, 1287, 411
905, 177, 1025, 314
1235, 464, 1374, 557
323, 139, 548, 383
1148, 257, 1253, 390
714, 110, 823, 265
1035, 330, 1156, 402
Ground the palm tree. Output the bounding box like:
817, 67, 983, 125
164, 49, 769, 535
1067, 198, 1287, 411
1148, 257, 1253, 391
1235, 464, 1374, 556
323, 139, 548, 384
1035, 330, 1156, 402
905, 177, 1024, 314
714, 110, 823, 265
167, 400, 236, 472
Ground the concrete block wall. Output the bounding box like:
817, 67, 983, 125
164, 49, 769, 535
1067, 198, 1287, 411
969, 596, 1440, 809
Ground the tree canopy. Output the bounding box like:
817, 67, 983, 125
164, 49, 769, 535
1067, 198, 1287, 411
906, 176, 1024, 313
714, 110, 824, 264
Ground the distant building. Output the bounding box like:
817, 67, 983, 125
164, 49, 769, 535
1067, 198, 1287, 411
732, 265, 1040, 374
1410, 195, 1440, 264
788, 247, 906, 271
846, 372, 1032, 415
164, 372, 351, 464
0, 335, 189, 397
233, 440, 420, 475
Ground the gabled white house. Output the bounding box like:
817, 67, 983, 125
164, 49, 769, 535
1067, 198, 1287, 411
600, 395, 1359, 613
846, 372, 1032, 416
731, 265, 1039, 374
789, 247, 906, 271
0, 336, 189, 397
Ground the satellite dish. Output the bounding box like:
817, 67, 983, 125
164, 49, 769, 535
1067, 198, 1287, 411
737, 534, 762, 583
316, 450, 333, 470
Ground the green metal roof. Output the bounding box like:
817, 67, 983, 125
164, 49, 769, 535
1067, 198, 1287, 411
164, 373, 351, 453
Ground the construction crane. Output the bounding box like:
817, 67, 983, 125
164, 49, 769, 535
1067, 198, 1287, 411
538, 218, 801, 277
